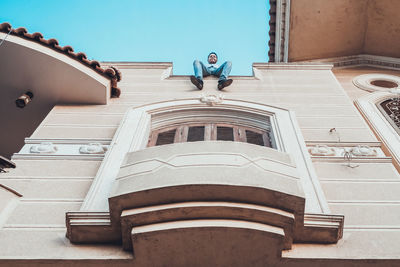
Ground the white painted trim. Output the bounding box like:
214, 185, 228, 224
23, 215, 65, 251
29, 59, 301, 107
355, 92, 400, 165
307, 145, 385, 158
12, 155, 104, 161
352, 74, 400, 92
311, 157, 392, 163
81, 98, 330, 214
306, 141, 381, 147
24, 138, 112, 145
167, 75, 259, 80
300, 54, 400, 70
252, 63, 333, 70
288, 111, 330, 213
0, 197, 20, 230
13, 139, 110, 160
101, 62, 173, 69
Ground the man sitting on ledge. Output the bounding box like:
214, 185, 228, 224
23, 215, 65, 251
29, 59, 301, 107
191, 52, 233, 90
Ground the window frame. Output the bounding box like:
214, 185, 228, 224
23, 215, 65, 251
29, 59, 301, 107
80, 98, 330, 215
148, 123, 272, 147
356, 92, 400, 168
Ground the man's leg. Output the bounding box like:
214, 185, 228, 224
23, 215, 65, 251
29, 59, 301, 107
215, 61, 233, 90
193, 60, 211, 80
215, 61, 232, 81
191, 60, 210, 90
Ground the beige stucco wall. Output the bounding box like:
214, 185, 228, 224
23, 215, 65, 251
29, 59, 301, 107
288, 0, 400, 61
283, 67, 399, 260
333, 66, 400, 100
1, 64, 400, 265
33, 66, 376, 143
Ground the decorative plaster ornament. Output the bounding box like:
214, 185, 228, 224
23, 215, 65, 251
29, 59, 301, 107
353, 74, 400, 92
350, 145, 377, 157
30, 142, 57, 153
79, 143, 108, 154
308, 145, 335, 156
199, 94, 224, 106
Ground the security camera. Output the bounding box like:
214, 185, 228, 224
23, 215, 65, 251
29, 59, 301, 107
16, 91, 34, 108
0, 155, 16, 173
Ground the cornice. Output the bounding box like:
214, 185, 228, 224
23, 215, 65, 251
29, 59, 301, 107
268, 0, 291, 62
253, 62, 333, 70
300, 54, 400, 70
101, 62, 173, 69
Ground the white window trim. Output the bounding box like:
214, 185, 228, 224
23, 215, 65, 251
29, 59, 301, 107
80, 98, 330, 214
355, 92, 400, 165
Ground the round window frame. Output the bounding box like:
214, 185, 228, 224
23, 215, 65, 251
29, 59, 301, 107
352, 74, 400, 92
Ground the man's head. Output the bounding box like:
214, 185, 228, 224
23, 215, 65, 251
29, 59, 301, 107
208, 52, 218, 64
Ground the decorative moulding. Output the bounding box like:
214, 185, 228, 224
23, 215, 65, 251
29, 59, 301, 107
353, 74, 400, 92
350, 145, 377, 157
271, 0, 291, 62
29, 142, 57, 153
199, 94, 224, 106
306, 141, 381, 147
308, 145, 335, 156
13, 138, 111, 160
12, 155, 105, 160
24, 138, 112, 144
307, 144, 385, 160
101, 62, 173, 69
355, 92, 400, 166
79, 143, 108, 154
300, 54, 400, 70
252, 63, 333, 70
377, 95, 400, 135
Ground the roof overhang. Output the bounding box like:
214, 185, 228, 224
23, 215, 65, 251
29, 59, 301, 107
0, 25, 119, 158
0, 32, 111, 105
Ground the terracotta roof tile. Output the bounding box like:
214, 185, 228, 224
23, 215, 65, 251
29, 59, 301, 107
0, 22, 121, 98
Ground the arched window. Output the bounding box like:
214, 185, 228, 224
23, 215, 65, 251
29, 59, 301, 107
148, 123, 272, 147
146, 105, 278, 149
76, 98, 328, 213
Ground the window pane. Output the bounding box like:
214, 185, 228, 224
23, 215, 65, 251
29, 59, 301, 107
245, 130, 264, 146
156, 129, 176, 146
187, 126, 205, 142
217, 127, 234, 141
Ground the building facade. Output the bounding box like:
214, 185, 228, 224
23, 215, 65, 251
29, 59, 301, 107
1, 1, 400, 266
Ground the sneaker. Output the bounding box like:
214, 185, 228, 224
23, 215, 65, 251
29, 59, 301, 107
190, 76, 203, 90
217, 79, 233, 90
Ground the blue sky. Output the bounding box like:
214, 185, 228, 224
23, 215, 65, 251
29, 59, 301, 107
0, 0, 269, 75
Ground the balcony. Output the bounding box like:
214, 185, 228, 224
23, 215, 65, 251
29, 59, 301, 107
67, 141, 343, 266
